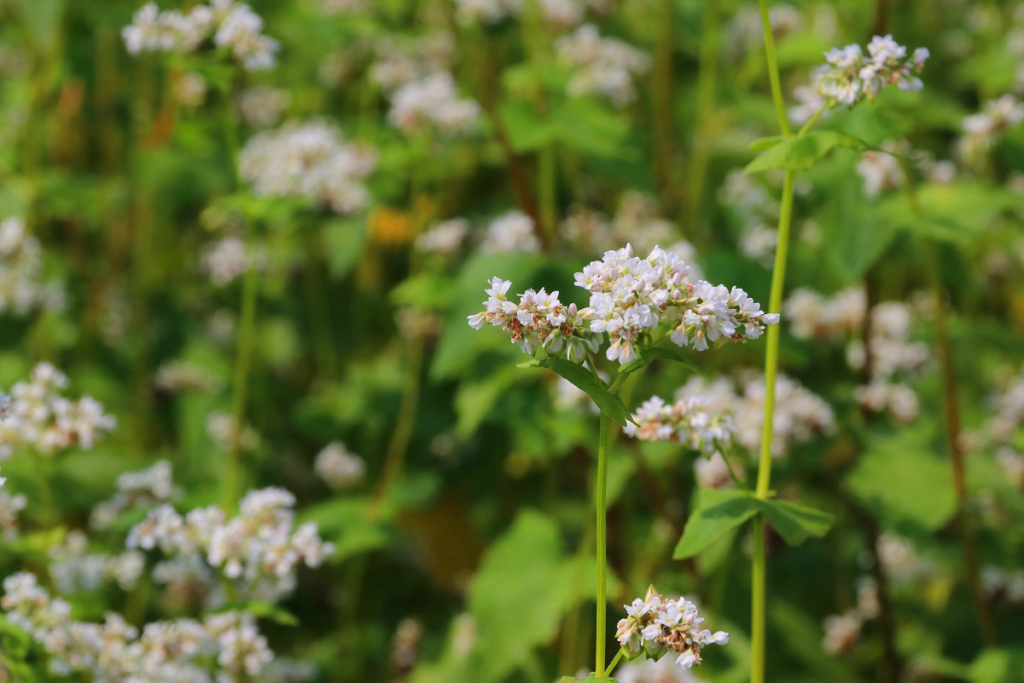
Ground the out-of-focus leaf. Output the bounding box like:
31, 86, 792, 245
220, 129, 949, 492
468, 510, 597, 682
757, 499, 835, 546
878, 181, 1020, 243
745, 130, 868, 172
500, 98, 632, 159
969, 648, 1024, 683
455, 365, 521, 437
299, 497, 398, 562
210, 601, 299, 627
391, 272, 457, 310
844, 429, 957, 530
674, 489, 760, 559
322, 215, 369, 277
519, 357, 633, 426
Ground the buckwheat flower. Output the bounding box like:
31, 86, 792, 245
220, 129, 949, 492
0, 363, 115, 458
996, 447, 1024, 489
239, 119, 377, 215
91, 460, 178, 528
855, 380, 919, 423
789, 84, 830, 125
856, 577, 881, 619
201, 235, 266, 286
173, 71, 208, 107
616, 587, 727, 671
453, 0, 520, 24
876, 533, 927, 583
0, 489, 24, 539
617, 656, 707, 683
391, 617, 424, 671
813, 35, 927, 108
415, 218, 469, 254
388, 72, 481, 137
451, 613, 477, 658
154, 359, 222, 393
556, 24, 650, 106
822, 611, 862, 654
694, 452, 742, 490
480, 211, 542, 254
238, 86, 291, 128
738, 225, 778, 265
956, 95, 1024, 166
0, 216, 63, 315
856, 143, 905, 197
122, 0, 278, 71
49, 531, 145, 593
314, 441, 365, 490
625, 395, 735, 454
207, 411, 260, 451
207, 611, 274, 676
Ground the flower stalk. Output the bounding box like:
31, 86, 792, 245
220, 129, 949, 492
751, 0, 797, 678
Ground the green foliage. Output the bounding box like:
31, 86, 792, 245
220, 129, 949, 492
745, 131, 868, 173
519, 356, 635, 426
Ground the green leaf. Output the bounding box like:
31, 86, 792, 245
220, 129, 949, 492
322, 215, 369, 277
844, 428, 957, 530
877, 181, 1020, 243
558, 677, 619, 682
521, 356, 634, 426
757, 498, 835, 546
674, 490, 835, 559
745, 130, 868, 173
749, 136, 784, 151
469, 511, 598, 682
618, 346, 701, 376
674, 490, 761, 559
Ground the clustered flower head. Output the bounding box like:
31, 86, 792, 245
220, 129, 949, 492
388, 72, 481, 137
957, 95, 1024, 166
480, 211, 541, 254
238, 85, 292, 128
674, 375, 835, 459
128, 487, 334, 601
122, 0, 280, 71
314, 441, 365, 490
91, 460, 178, 528
0, 363, 116, 458
0, 216, 63, 315
615, 586, 729, 670
452, 0, 586, 26
469, 244, 778, 366
48, 530, 145, 594
814, 35, 928, 107
239, 119, 377, 215
624, 395, 735, 456
556, 24, 651, 107
415, 218, 470, 255
2, 572, 276, 680
200, 235, 267, 285
468, 278, 600, 361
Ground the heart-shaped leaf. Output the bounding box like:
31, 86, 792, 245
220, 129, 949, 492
520, 357, 634, 426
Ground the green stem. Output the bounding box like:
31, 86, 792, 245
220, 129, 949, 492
717, 446, 749, 492
604, 649, 623, 677
798, 102, 829, 136
595, 410, 611, 676
757, 0, 792, 138
225, 237, 259, 509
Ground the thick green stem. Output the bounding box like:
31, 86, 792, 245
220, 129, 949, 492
595, 410, 611, 676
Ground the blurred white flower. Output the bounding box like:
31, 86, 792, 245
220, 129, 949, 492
314, 441, 365, 490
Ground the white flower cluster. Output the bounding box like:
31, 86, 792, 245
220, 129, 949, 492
207, 411, 260, 451
0, 490, 27, 539
982, 566, 1024, 604
155, 359, 223, 393
239, 120, 377, 215
416, 218, 470, 255
675, 375, 834, 458
0, 216, 63, 315
577, 245, 778, 362
624, 395, 735, 456
468, 278, 600, 361
616, 655, 706, 683
91, 460, 178, 528
470, 244, 778, 366
314, 441, 365, 490
238, 86, 292, 128
201, 235, 267, 286
388, 72, 481, 137
49, 530, 145, 594
368, 33, 455, 92
174, 71, 208, 107
717, 171, 782, 266
453, 0, 587, 26
128, 487, 334, 601
957, 95, 1024, 166
556, 25, 651, 107
615, 586, 729, 670
785, 289, 928, 423
2, 572, 277, 680
122, 0, 280, 71
0, 363, 116, 458
480, 211, 542, 254
821, 577, 881, 654
814, 35, 928, 107
856, 141, 906, 197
